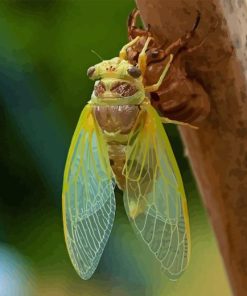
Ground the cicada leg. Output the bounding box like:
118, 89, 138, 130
161, 117, 199, 129
128, 8, 141, 37
145, 54, 173, 93
137, 36, 153, 74
119, 36, 141, 60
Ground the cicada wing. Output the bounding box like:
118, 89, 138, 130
62, 104, 115, 280
123, 105, 191, 279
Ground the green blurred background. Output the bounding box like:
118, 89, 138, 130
0, 1, 231, 295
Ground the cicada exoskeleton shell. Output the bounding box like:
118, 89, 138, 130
126, 9, 210, 124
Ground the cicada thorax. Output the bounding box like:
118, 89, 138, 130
126, 9, 210, 124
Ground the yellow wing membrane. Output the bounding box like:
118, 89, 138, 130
123, 104, 191, 279
62, 105, 115, 280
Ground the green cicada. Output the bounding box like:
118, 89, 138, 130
62, 36, 191, 280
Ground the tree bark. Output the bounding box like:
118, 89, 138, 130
136, 0, 247, 295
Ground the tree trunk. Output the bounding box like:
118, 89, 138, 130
135, 0, 247, 295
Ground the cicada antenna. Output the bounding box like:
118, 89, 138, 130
91, 50, 104, 61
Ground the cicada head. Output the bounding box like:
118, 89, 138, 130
87, 57, 145, 105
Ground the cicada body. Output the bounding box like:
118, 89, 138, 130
62, 37, 191, 281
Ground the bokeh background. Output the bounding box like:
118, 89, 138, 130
0, 1, 232, 295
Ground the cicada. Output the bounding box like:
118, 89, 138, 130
62, 36, 191, 281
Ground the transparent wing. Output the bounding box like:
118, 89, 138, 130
123, 104, 190, 279
62, 104, 115, 280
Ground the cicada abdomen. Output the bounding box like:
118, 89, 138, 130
93, 104, 140, 189
127, 9, 210, 124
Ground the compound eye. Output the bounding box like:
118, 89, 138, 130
87, 66, 95, 78
127, 66, 141, 78
94, 81, 106, 97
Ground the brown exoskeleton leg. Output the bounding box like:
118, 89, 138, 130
184, 19, 233, 70
127, 9, 158, 65
127, 9, 202, 71
146, 11, 201, 65
128, 8, 139, 31
127, 9, 202, 66
128, 8, 152, 40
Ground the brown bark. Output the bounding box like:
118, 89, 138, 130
135, 0, 247, 295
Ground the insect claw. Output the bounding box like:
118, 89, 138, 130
192, 10, 201, 33
128, 8, 139, 31
91, 50, 103, 61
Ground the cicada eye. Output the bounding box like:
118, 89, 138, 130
87, 66, 95, 78
127, 66, 141, 78
94, 81, 106, 97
